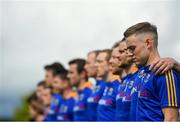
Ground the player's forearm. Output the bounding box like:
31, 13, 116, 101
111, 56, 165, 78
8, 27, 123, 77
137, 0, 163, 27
164, 115, 179, 121
163, 108, 179, 121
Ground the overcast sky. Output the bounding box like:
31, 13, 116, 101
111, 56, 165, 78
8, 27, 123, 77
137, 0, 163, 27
0, 0, 180, 118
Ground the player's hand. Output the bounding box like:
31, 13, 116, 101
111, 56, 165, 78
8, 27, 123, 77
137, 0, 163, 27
150, 58, 176, 75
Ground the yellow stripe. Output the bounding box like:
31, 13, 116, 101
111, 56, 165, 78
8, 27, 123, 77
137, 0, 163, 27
165, 72, 171, 106
168, 71, 174, 106
170, 70, 177, 107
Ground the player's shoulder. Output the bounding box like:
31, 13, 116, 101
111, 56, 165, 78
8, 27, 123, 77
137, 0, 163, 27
130, 65, 138, 74
64, 90, 78, 100
156, 69, 179, 78
69, 91, 78, 100
110, 75, 120, 82
79, 81, 93, 90
155, 69, 180, 84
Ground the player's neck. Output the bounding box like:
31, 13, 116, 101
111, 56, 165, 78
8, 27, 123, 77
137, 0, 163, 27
63, 87, 73, 97
79, 78, 86, 86
102, 72, 108, 81
119, 70, 127, 82
96, 76, 103, 81
106, 71, 113, 82
146, 49, 160, 66
124, 63, 134, 75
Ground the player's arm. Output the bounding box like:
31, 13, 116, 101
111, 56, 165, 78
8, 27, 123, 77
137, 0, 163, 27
157, 70, 180, 121
162, 107, 179, 121
150, 58, 180, 75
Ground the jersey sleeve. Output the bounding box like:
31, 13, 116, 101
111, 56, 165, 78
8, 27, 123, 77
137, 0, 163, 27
156, 70, 180, 108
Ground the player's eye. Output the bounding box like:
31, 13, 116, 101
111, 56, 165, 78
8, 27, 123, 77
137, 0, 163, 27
119, 50, 124, 53
128, 46, 136, 53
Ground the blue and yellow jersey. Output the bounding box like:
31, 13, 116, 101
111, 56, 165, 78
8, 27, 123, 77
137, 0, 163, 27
43, 93, 62, 121
87, 79, 106, 121
115, 70, 138, 121
129, 66, 144, 121
57, 91, 77, 121
110, 75, 120, 82
136, 65, 180, 121
97, 78, 120, 121
73, 81, 93, 121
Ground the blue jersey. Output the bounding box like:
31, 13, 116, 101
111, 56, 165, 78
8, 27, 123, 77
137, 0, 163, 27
97, 80, 120, 121
73, 82, 93, 121
136, 66, 180, 121
43, 93, 62, 121
129, 66, 145, 121
87, 79, 106, 121
57, 91, 77, 121
115, 71, 138, 121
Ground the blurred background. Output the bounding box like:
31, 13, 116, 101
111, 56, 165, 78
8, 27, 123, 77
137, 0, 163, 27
0, 0, 180, 120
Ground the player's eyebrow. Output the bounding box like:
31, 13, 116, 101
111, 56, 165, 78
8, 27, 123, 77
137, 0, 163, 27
127, 45, 135, 49
96, 59, 102, 62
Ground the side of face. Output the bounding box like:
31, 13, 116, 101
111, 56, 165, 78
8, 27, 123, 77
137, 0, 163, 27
84, 53, 97, 77
118, 41, 132, 67
41, 88, 52, 106
95, 52, 109, 78
36, 86, 44, 100
109, 47, 122, 74
44, 70, 54, 85
29, 100, 44, 118
52, 76, 68, 92
126, 34, 150, 66
68, 64, 80, 86
29, 104, 37, 118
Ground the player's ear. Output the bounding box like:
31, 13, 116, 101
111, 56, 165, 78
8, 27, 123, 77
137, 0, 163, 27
145, 38, 153, 49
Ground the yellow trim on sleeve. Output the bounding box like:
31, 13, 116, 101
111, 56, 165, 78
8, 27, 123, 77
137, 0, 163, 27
168, 71, 174, 106
170, 70, 178, 107
165, 72, 171, 106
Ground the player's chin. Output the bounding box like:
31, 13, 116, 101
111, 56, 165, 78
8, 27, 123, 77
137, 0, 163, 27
135, 61, 141, 66
111, 70, 115, 74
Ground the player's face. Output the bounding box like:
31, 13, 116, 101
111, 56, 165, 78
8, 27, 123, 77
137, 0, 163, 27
84, 53, 97, 77
109, 47, 122, 75
36, 86, 44, 100
95, 52, 109, 78
29, 104, 37, 118
126, 34, 149, 66
41, 88, 52, 106
118, 41, 132, 67
44, 70, 54, 85
52, 76, 68, 91
68, 64, 80, 86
